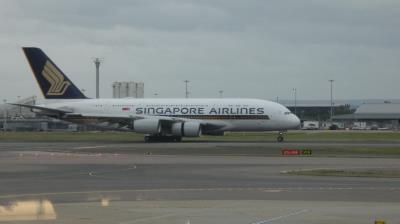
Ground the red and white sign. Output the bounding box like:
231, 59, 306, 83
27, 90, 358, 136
282, 149, 301, 156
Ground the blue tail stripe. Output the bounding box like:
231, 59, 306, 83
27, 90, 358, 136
23, 47, 88, 99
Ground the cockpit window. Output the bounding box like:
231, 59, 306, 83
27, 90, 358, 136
284, 111, 291, 115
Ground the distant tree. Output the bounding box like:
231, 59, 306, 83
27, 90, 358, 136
334, 104, 355, 115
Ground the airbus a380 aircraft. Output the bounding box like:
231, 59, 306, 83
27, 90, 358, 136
14, 47, 300, 142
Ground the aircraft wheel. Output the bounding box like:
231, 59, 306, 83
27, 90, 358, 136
144, 136, 151, 143
277, 136, 284, 142
174, 136, 182, 142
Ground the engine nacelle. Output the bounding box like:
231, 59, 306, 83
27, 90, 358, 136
171, 122, 202, 137
134, 119, 161, 134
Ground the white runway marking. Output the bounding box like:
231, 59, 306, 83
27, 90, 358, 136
119, 213, 178, 224
72, 145, 107, 150
250, 209, 310, 224
86, 166, 137, 177
2, 187, 399, 199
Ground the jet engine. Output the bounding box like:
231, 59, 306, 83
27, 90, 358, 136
134, 119, 161, 134
171, 122, 202, 137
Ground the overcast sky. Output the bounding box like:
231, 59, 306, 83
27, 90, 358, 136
1, 0, 399, 101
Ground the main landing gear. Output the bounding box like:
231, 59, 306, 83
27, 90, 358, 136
277, 131, 285, 142
144, 135, 182, 143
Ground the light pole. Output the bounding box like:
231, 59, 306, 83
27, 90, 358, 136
184, 80, 190, 98
2, 99, 7, 132
17, 96, 21, 116
219, 90, 224, 98
93, 58, 102, 99
329, 80, 334, 122
292, 88, 297, 116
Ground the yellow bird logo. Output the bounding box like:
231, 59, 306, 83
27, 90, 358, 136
42, 61, 71, 96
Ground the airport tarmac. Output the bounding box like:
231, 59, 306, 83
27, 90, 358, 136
0, 141, 399, 223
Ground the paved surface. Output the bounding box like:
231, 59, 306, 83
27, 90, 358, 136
0, 141, 399, 223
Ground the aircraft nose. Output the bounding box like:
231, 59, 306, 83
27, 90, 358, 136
290, 114, 301, 129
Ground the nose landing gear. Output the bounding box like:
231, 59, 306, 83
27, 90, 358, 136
277, 131, 285, 142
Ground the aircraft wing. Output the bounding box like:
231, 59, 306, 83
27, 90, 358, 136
11, 104, 226, 131
8, 103, 72, 114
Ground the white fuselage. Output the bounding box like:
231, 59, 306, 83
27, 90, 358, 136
39, 98, 300, 132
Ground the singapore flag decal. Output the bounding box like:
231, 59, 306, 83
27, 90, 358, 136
122, 107, 130, 112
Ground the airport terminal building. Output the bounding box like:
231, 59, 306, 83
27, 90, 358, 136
333, 103, 400, 130
284, 103, 348, 121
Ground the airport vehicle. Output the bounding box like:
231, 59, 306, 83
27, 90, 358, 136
301, 121, 319, 130
14, 47, 300, 142
351, 122, 367, 130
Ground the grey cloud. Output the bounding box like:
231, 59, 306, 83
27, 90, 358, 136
14, 0, 235, 31
12, 0, 400, 48
0, 0, 400, 101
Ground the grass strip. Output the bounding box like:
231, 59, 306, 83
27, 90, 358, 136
285, 169, 400, 178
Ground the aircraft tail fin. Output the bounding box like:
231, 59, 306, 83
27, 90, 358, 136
22, 47, 88, 99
